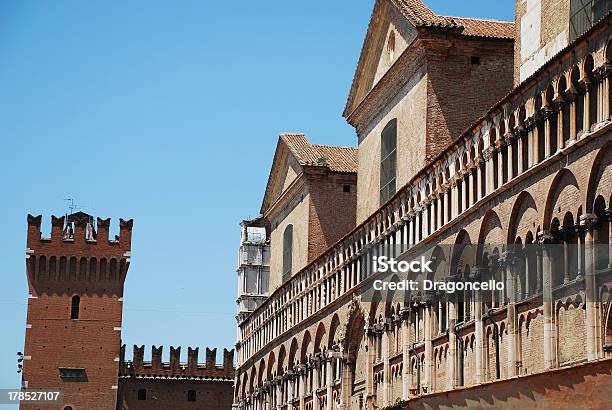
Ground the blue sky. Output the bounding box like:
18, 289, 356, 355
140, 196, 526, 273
0, 0, 513, 394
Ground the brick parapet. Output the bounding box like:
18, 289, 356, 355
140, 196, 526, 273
120, 345, 235, 380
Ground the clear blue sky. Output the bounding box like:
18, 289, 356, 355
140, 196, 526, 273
0, 0, 513, 395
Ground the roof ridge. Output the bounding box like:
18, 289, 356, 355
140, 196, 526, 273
446, 15, 514, 24
312, 143, 358, 150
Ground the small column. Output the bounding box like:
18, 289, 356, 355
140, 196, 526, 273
536, 246, 542, 294
468, 169, 476, 208
298, 365, 305, 410
312, 358, 320, 410
581, 213, 601, 360
497, 142, 504, 185
338, 357, 352, 410
325, 353, 333, 410
276, 378, 282, 410
447, 296, 457, 387
503, 250, 518, 377
519, 118, 535, 171
416, 207, 423, 242
451, 182, 458, 220
287, 371, 294, 404
543, 108, 552, 158
507, 134, 516, 178
555, 96, 565, 151
365, 327, 376, 406
582, 77, 591, 133
538, 231, 556, 369
530, 120, 538, 167
568, 90, 577, 141
424, 301, 433, 391
476, 159, 483, 201
471, 267, 485, 384
519, 130, 527, 174
381, 323, 390, 407
485, 148, 495, 194
400, 308, 411, 400
402, 216, 409, 251
408, 215, 414, 248
460, 174, 467, 212
604, 65, 610, 120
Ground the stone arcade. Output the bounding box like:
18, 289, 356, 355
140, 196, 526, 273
234, 1, 612, 409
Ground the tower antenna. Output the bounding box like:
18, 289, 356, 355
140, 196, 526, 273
63, 198, 86, 220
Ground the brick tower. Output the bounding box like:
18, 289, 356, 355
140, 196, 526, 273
22, 212, 132, 410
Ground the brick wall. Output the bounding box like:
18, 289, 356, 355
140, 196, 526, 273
118, 379, 234, 410
22, 215, 132, 410
400, 358, 612, 409
307, 172, 357, 262
426, 38, 514, 161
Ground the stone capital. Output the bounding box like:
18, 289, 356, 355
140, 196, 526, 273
579, 213, 599, 232
537, 230, 554, 245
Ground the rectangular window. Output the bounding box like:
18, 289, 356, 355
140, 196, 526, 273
58, 367, 87, 382
380, 119, 397, 204
282, 225, 293, 283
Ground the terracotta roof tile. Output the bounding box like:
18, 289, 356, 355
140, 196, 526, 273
449, 16, 515, 39
393, 0, 514, 39
280, 133, 358, 173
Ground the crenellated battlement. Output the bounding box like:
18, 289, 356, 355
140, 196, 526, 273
26, 213, 133, 290
119, 345, 235, 380
27, 213, 133, 250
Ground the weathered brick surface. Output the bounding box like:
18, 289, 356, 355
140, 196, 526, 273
425, 38, 514, 161
308, 173, 357, 262
118, 379, 234, 410
403, 357, 612, 409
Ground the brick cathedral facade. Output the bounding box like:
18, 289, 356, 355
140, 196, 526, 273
234, 1, 612, 409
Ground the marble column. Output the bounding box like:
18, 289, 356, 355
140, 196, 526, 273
503, 250, 519, 377
581, 213, 602, 361
325, 353, 333, 410
400, 308, 411, 400
538, 231, 556, 369
471, 266, 485, 384
382, 325, 390, 407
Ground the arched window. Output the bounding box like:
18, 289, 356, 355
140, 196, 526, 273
282, 225, 293, 283
380, 119, 397, 204
70, 296, 80, 320
137, 388, 146, 400
187, 390, 197, 402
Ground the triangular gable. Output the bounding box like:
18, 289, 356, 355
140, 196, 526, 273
260, 135, 306, 215
260, 134, 358, 215
343, 0, 512, 120
343, 0, 450, 119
